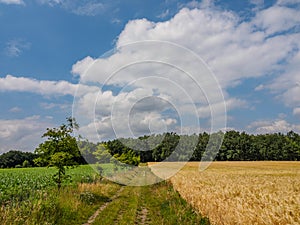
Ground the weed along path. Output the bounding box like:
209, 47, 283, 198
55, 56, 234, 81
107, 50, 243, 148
82, 187, 125, 225
87, 183, 208, 225
83, 167, 209, 225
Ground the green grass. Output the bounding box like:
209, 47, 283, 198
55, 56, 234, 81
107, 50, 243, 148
0, 165, 120, 225
94, 182, 209, 225
0, 165, 209, 225
0, 164, 115, 205
93, 167, 209, 225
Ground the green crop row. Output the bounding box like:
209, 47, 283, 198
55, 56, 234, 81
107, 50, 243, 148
0, 164, 113, 205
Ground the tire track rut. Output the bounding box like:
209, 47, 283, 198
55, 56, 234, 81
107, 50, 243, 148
82, 186, 124, 225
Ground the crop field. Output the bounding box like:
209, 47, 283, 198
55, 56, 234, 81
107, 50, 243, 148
0, 165, 207, 225
167, 161, 300, 225
3, 161, 298, 225
0, 165, 107, 205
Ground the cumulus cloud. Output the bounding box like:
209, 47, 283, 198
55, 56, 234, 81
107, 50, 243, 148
3, 1, 300, 142
0, 75, 99, 96
110, 6, 299, 90
70, 2, 300, 139
72, 39, 228, 141
0, 116, 53, 154
0, 0, 24, 5
73, 86, 184, 142
197, 98, 247, 119
264, 49, 300, 112
247, 119, 300, 134
252, 5, 300, 36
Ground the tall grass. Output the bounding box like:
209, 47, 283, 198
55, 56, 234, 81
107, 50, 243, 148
0, 164, 119, 225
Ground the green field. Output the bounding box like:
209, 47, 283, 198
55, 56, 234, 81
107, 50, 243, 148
0, 165, 208, 225
0, 165, 105, 205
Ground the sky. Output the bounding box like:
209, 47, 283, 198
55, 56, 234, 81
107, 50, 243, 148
0, 0, 300, 153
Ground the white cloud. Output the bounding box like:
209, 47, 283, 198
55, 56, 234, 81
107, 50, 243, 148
71, 3, 300, 139
113, 7, 298, 89
73, 87, 182, 141
9, 106, 22, 113
5, 39, 30, 57
250, 0, 265, 11
252, 6, 300, 36
37, 0, 108, 16
157, 9, 170, 19
0, 116, 52, 154
3, 2, 300, 142
71, 56, 95, 76
36, 0, 62, 6
0, 0, 24, 5
0, 74, 99, 96
254, 84, 264, 91
293, 108, 300, 117
250, 0, 264, 7
197, 98, 247, 119
111, 18, 122, 24
40, 102, 70, 110
276, 0, 300, 6
265, 49, 300, 108
247, 119, 300, 134
182, 0, 214, 9
72, 2, 104, 16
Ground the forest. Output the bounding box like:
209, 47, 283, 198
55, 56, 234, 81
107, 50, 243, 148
1, 130, 300, 168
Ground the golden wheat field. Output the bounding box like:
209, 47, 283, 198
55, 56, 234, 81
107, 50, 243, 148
151, 161, 300, 225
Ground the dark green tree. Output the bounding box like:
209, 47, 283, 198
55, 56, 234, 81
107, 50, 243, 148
34, 117, 81, 190
0, 150, 37, 168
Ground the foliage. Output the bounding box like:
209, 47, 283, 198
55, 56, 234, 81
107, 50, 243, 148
0, 150, 37, 168
0, 165, 208, 225
93, 143, 111, 163
105, 139, 141, 165
77, 140, 97, 164
103, 130, 300, 162
0, 165, 119, 225
2, 130, 300, 171
22, 160, 31, 168
34, 117, 81, 190
0, 165, 101, 205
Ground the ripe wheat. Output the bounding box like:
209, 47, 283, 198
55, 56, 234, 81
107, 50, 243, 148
168, 162, 300, 225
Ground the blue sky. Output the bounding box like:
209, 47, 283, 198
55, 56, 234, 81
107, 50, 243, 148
0, 0, 300, 153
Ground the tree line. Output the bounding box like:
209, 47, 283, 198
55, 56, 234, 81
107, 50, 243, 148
1, 130, 300, 169
80, 130, 300, 164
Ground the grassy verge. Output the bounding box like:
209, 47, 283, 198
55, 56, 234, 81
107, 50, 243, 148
1, 180, 122, 225
94, 181, 209, 225
1, 164, 209, 225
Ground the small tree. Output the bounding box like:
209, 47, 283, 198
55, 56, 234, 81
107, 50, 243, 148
22, 160, 30, 168
34, 117, 80, 190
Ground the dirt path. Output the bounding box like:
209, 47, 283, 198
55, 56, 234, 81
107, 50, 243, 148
82, 166, 207, 225
82, 186, 124, 225
135, 207, 149, 225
